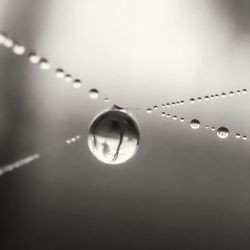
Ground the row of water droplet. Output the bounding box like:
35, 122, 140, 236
147, 88, 247, 111
146, 108, 248, 141
0, 32, 107, 101
189, 119, 247, 140
0, 154, 40, 176
66, 135, 81, 145
0, 134, 83, 177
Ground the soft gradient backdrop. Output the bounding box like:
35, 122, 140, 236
0, 0, 250, 249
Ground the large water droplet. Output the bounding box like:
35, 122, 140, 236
88, 108, 140, 165
217, 127, 229, 139
89, 89, 99, 99
190, 119, 200, 129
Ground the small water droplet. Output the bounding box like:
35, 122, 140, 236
104, 98, 109, 103
190, 98, 195, 104
89, 88, 99, 99
242, 89, 247, 94
39, 58, 50, 70
211, 127, 216, 131
66, 139, 71, 144
166, 114, 170, 118
0, 32, 7, 45
28, 52, 40, 64
206, 125, 210, 129
55, 68, 65, 78
197, 97, 202, 102
217, 127, 229, 139
12, 43, 25, 55
237, 90, 241, 95
173, 116, 177, 120
166, 103, 170, 108
73, 79, 82, 88
153, 105, 158, 110
210, 95, 214, 99
242, 136, 248, 141
205, 96, 209, 101
190, 119, 200, 129
180, 118, 185, 122
3, 37, 14, 48
215, 94, 219, 99
235, 133, 241, 139
180, 100, 185, 105
161, 112, 166, 117
221, 93, 226, 98
161, 104, 165, 108
171, 102, 176, 106
146, 108, 152, 114
64, 74, 73, 82
71, 138, 76, 142
229, 91, 234, 96
176, 101, 180, 106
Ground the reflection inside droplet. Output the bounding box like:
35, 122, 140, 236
88, 107, 140, 165
217, 127, 229, 139
190, 119, 200, 129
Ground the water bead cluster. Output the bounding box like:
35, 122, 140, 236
0, 32, 105, 101
189, 119, 247, 141
147, 88, 247, 111
66, 135, 81, 145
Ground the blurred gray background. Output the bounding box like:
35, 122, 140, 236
0, 0, 250, 249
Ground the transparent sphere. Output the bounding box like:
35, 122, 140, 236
190, 119, 200, 129
88, 107, 140, 165
217, 127, 229, 139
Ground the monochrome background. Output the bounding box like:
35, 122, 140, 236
0, 0, 250, 249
